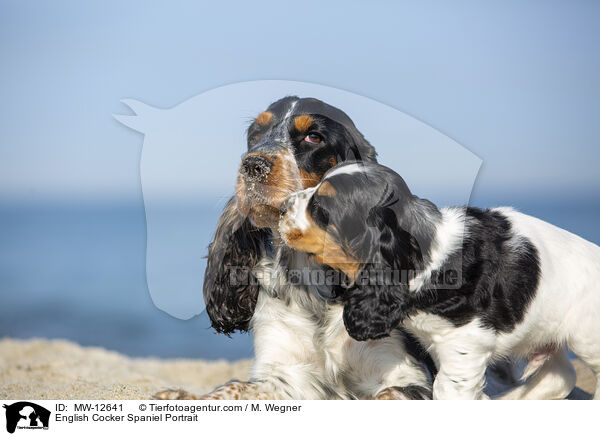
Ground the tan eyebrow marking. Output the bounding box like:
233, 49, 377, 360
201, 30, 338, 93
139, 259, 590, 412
317, 181, 336, 197
256, 111, 273, 125
293, 114, 313, 132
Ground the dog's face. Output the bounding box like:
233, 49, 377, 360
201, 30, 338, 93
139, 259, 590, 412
278, 162, 396, 279
278, 162, 417, 339
204, 98, 376, 334
277, 163, 367, 279
236, 96, 376, 228
279, 161, 441, 340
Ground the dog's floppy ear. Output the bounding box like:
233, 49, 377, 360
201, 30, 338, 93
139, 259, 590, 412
204, 197, 270, 334
342, 196, 422, 341
342, 271, 406, 341
344, 123, 377, 163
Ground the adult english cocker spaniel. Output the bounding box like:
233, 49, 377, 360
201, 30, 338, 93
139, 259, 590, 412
157, 96, 433, 400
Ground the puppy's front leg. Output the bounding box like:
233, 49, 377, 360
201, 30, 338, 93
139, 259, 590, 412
430, 323, 496, 400
434, 361, 490, 400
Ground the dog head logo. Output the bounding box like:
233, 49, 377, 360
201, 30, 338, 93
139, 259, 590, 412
114, 81, 481, 319
3, 402, 50, 433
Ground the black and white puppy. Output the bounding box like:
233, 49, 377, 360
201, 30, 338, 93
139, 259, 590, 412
279, 161, 600, 400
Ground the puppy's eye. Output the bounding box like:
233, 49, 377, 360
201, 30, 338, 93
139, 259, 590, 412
304, 133, 322, 144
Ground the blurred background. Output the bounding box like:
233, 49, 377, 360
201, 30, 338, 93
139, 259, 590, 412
0, 1, 598, 360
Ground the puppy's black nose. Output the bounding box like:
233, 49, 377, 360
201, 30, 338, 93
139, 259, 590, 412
241, 155, 273, 181
279, 202, 287, 217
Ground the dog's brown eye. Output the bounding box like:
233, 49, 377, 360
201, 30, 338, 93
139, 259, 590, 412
304, 133, 322, 144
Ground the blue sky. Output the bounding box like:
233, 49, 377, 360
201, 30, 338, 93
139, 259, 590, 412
1, 0, 599, 204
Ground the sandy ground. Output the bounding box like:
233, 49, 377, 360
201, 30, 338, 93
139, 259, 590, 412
0, 338, 596, 400
0, 338, 251, 400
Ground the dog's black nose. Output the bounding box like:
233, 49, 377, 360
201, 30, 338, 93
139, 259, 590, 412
241, 154, 273, 181
279, 202, 287, 217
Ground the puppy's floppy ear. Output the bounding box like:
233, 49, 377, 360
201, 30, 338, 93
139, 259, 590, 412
342, 272, 406, 341
204, 197, 271, 334
342, 194, 422, 341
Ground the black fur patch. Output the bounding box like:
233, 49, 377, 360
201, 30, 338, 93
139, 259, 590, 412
409, 207, 541, 332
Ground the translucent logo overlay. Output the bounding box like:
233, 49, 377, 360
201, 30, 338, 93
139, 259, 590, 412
114, 81, 481, 320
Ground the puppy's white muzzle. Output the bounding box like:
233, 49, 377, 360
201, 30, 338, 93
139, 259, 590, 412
278, 187, 317, 239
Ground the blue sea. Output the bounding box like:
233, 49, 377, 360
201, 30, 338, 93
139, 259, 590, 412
1, 195, 599, 360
